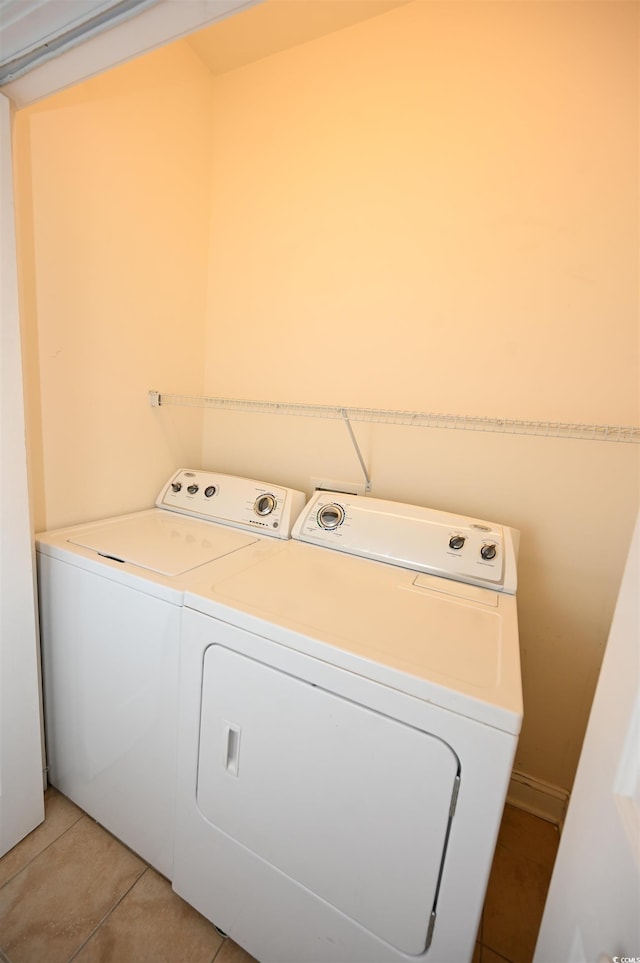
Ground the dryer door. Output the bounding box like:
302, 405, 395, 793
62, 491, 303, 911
196, 644, 459, 955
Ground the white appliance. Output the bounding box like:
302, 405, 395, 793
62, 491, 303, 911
172, 490, 523, 963
36, 469, 305, 879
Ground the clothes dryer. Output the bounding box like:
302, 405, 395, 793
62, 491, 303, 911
36, 469, 304, 878
173, 490, 523, 963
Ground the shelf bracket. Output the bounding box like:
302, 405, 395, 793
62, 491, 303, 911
341, 408, 372, 493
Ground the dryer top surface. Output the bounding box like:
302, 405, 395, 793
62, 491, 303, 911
186, 539, 523, 734
293, 490, 519, 594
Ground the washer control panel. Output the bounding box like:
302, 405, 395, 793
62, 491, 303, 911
157, 469, 306, 539
293, 491, 519, 593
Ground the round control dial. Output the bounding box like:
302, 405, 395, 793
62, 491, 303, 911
204, 485, 217, 498
171, 482, 182, 493
317, 503, 345, 530
254, 493, 277, 516
481, 543, 498, 560
449, 534, 466, 550
187, 484, 199, 495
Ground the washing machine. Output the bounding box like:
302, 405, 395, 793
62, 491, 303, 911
172, 490, 523, 963
36, 469, 305, 879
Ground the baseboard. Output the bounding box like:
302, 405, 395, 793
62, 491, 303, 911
507, 769, 570, 829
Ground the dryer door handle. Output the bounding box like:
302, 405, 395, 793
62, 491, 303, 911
224, 722, 241, 777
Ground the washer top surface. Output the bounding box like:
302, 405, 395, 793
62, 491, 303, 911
185, 492, 523, 734
36, 469, 306, 601
68, 512, 257, 577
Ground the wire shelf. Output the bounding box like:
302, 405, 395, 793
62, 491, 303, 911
148, 392, 640, 444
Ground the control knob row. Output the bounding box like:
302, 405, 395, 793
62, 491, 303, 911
170, 482, 278, 517
172, 482, 217, 497
448, 534, 498, 560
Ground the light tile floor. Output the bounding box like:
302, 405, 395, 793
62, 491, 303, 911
0, 788, 558, 963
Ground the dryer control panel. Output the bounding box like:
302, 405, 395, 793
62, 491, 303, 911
157, 470, 306, 539
292, 491, 519, 593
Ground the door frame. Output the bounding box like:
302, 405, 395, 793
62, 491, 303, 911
0, 90, 45, 856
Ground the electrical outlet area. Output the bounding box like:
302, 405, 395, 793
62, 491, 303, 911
310, 477, 367, 496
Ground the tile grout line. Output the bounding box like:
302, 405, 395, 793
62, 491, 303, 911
480, 944, 517, 963
66, 864, 151, 963
0, 808, 85, 893
210, 926, 231, 962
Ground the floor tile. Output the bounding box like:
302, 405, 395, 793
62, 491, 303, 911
482, 841, 552, 963
73, 867, 223, 963
0, 788, 83, 888
0, 789, 557, 963
214, 940, 258, 963
497, 805, 559, 871
0, 816, 145, 963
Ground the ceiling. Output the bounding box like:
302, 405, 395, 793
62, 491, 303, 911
0, 0, 410, 86
185, 0, 410, 76
0, 0, 410, 106
0, 0, 159, 83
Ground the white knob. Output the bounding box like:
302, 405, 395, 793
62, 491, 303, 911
317, 503, 345, 530
254, 493, 277, 516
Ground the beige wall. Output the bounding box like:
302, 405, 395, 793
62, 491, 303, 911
203, 1, 638, 422
14, 1, 639, 805
15, 41, 213, 531
200, 1, 639, 800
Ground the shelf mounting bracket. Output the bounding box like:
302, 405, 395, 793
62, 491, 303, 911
341, 408, 371, 493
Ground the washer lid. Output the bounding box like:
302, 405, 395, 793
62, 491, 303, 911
68, 512, 258, 576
